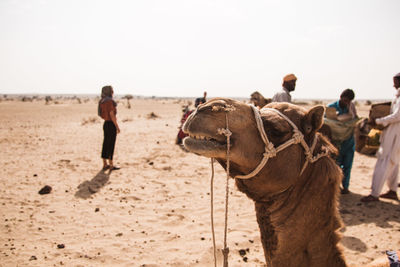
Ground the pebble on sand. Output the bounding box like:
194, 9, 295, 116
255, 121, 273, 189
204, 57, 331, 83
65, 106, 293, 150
38, 185, 52, 195
29, 255, 37, 261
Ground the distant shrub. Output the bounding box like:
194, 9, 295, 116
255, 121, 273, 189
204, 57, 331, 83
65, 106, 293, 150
81, 116, 99, 125
123, 94, 133, 109
147, 112, 159, 119
122, 118, 133, 123
293, 101, 309, 106
312, 100, 323, 105
45, 96, 52, 104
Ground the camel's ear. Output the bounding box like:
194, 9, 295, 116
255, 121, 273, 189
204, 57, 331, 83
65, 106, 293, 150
303, 105, 325, 134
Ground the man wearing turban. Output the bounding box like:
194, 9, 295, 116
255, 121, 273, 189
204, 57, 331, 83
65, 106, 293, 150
361, 73, 400, 202
272, 74, 297, 103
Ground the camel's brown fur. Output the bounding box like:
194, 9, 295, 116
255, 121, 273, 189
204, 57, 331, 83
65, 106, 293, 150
183, 98, 348, 266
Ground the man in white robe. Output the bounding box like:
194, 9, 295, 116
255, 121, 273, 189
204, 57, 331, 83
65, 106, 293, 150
361, 73, 400, 202
272, 74, 297, 103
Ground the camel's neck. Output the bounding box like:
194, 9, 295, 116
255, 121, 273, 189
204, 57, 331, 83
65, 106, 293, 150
251, 169, 347, 267
254, 201, 346, 267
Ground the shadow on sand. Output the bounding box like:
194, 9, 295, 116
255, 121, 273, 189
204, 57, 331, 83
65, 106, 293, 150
339, 191, 400, 227
75, 169, 110, 199
339, 191, 400, 252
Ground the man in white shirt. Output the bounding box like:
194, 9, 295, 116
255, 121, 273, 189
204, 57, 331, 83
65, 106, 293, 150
361, 72, 400, 202
272, 74, 297, 103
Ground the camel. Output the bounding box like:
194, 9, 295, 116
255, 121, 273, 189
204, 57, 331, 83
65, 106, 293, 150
182, 98, 391, 267
250, 91, 271, 109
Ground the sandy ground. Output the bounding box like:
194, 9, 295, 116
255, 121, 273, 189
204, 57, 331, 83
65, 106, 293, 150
0, 98, 399, 267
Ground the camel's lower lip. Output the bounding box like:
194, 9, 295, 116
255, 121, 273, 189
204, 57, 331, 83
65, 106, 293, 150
183, 137, 227, 157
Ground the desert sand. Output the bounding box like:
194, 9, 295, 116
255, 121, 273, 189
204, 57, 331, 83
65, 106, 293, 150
0, 97, 399, 267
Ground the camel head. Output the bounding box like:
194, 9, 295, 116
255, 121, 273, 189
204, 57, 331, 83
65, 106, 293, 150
250, 91, 271, 109
183, 98, 333, 197
183, 98, 265, 174
184, 98, 347, 266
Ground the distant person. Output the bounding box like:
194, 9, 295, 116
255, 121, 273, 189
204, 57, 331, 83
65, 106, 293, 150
272, 74, 297, 103
195, 91, 207, 107
176, 105, 193, 145
98, 85, 120, 171
327, 89, 358, 194
361, 73, 400, 202
179, 93, 207, 144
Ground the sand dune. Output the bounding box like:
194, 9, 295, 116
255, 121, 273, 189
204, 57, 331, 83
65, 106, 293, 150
0, 98, 399, 266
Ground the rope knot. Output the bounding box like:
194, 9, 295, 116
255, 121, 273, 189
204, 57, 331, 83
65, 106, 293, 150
221, 247, 230, 267
304, 149, 313, 161
222, 247, 230, 255
217, 128, 232, 137
264, 143, 277, 158
310, 149, 329, 163
292, 131, 303, 144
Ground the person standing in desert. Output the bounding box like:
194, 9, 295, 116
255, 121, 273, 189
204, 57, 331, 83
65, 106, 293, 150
98, 85, 120, 171
272, 74, 297, 103
195, 91, 207, 107
327, 89, 358, 194
361, 73, 400, 202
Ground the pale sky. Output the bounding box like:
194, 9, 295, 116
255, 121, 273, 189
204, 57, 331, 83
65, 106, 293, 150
0, 0, 399, 99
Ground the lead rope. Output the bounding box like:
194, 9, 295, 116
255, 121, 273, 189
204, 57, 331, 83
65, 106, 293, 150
209, 105, 329, 266
210, 112, 232, 267
210, 158, 217, 267
222, 112, 231, 267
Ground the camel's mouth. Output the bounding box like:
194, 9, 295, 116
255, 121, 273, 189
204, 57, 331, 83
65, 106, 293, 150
183, 132, 228, 158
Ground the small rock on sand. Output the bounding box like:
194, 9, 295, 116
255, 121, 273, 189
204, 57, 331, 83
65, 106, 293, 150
239, 249, 246, 256
38, 185, 52, 195
29, 255, 37, 261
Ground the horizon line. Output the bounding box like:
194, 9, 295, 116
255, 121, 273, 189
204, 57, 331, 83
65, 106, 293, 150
0, 93, 391, 102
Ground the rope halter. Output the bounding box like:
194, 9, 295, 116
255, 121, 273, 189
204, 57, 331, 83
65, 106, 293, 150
233, 105, 329, 179
209, 104, 329, 267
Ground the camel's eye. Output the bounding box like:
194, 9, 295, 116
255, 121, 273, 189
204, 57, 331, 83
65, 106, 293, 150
264, 120, 292, 145
268, 127, 287, 138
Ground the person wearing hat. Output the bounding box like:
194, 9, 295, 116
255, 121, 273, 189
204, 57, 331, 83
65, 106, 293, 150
272, 74, 297, 103
361, 73, 400, 202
